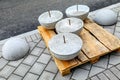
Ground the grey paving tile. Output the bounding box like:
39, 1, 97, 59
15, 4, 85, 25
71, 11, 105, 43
33, 39, 40, 43
45, 60, 58, 73
30, 34, 38, 41
0, 58, 8, 70
30, 47, 44, 56
8, 74, 22, 80
14, 64, 30, 77
37, 40, 46, 48
119, 12, 120, 16
28, 42, 37, 51
0, 44, 3, 52
72, 68, 89, 80
89, 66, 104, 77
38, 71, 55, 80
0, 52, 2, 58
116, 64, 120, 70
116, 22, 120, 27
23, 73, 39, 80
103, 25, 115, 29
115, 26, 120, 32
30, 62, 46, 75
104, 28, 114, 34
44, 48, 50, 55
93, 55, 108, 69
108, 64, 114, 68
0, 39, 7, 45
0, 65, 15, 78
54, 72, 71, 80
109, 55, 120, 65
0, 77, 6, 80
112, 8, 120, 12
104, 70, 119, 80
68, 79, 75, 80
0, 41, 5, 44
114, 32, 120, 39
115, 7, 120, 11
93, 55, 108, 68
37, 53, 51, 64
23, 55, 37, 66
35, 33, 41, 39
22, 37, 27, 42
79, 63, 92, 70
118, 17, 120, 21
8, 59, 23, 67
97, 73, 109, 80
110, 67, 120, 79
91, 76, 99, 80
25, 36, 32, 42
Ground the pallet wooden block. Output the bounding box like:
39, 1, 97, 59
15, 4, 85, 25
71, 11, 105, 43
38, 19, 120, 76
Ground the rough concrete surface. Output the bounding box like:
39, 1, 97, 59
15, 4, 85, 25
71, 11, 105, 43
0, 0, 120, 40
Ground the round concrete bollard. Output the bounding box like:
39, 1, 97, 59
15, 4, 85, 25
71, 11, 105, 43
93, 9, 117, 26
2, 37, 30, 61
38, 10, 63, 29
65, 5, 90, 20
55, 17, 84, 35
48, 33, 83, 60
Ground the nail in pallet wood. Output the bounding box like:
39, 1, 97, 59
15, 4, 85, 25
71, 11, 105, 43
37, 19, 120, 76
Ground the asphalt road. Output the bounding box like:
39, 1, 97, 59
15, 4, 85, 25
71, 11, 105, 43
0, 0, 120, 40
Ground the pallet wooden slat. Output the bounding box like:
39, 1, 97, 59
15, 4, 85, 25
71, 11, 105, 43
80, 29, 110, 59
38, 27, 56, 47
78, 51, 89, 63
38, 18, 120, 76
84, 19, 120, 51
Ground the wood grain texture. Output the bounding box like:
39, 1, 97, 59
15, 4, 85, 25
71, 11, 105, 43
84, 19, 120, 51
80, 29, 109, 58
78, 51, 89, 63
38, 26, 55, 47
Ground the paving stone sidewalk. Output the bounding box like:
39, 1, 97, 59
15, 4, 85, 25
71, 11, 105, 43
0, 3, 120, 80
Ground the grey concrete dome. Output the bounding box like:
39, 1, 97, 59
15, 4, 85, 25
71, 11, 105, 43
48, 33, 83, 60
93, 9, 117, 25
38, 10, 63, 29
55, 17, 84, 35
65, 5, 90, 20
2, 38, 30, 61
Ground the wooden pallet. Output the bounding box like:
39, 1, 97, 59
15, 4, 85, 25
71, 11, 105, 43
38, 19, 120, 76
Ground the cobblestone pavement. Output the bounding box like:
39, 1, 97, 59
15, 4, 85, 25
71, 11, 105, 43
0, 3, 120, 80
